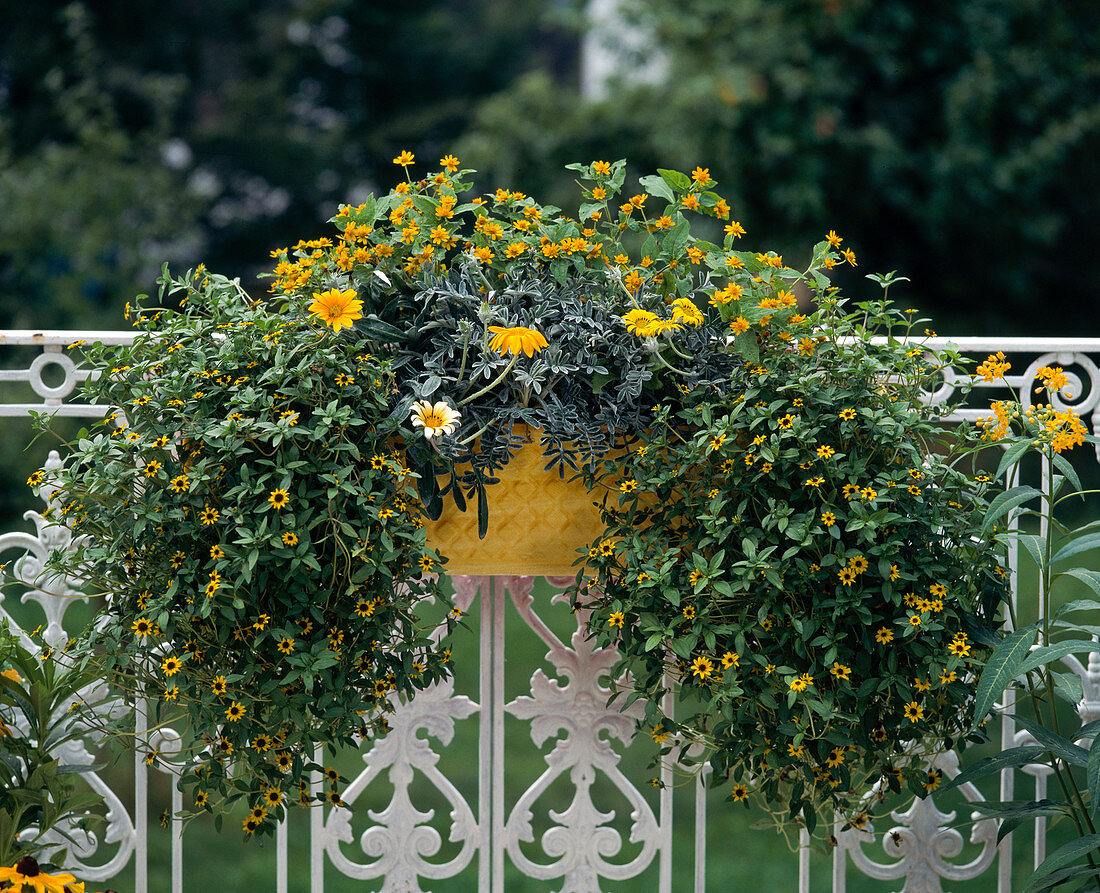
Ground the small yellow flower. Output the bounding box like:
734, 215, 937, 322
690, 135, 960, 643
393, 150, 415, 166
268, 489, 290, 510
309, 288, 364, 333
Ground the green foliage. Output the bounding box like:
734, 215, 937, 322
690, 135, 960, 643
34, 270, 454, 837
0, 623, 105, 869
952, 361, 1100, 889
578, 294, 1009, 840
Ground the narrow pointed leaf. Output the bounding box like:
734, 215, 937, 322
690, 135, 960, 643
1022, 833, 1100, 891
1020, 640, 1100, 676
1089, 738, 1100, 818
1054, 532, 1100, 567
939, 746, 1046, 793
974, 626, 1038, 722
981, 485, 1042, 535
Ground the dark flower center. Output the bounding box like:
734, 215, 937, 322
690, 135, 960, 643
16, 856, 40, 877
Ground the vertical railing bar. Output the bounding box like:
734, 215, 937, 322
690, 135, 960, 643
492, 577, 506, 893
798, 826, 811, 893
478, 578, 493, 893
1034, 774, 1049, 868
311, 743, 324, 893
171, 779, 183, 893
832, 817, 846, 891
659, 687, 673, 893
276, 816, 288, 893
135, 697, 148, 893
998, 460, 1022, 893
693, 767, 706, 892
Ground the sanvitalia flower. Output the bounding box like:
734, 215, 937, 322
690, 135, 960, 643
309, 288, 364, 333
0, 857, 77, 893
487, 326, 549, 357
410, 400, 461, 439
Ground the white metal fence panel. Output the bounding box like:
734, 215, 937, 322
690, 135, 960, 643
1, 331, 1099, 892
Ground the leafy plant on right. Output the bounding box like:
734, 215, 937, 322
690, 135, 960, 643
946, 359, 1100, 892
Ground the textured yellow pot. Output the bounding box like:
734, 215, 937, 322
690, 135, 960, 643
423, 427, 607, 577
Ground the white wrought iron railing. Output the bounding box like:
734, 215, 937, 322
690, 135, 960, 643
1, 330, 1099, 893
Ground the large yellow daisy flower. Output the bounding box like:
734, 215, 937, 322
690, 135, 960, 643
0, 858, 78, 893
487, 326, 549, 357
308, 288, 364, 332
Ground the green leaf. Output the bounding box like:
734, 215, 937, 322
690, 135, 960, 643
981, 485, 1042, 535
939, 746, 1046, 794
1054, 532, 1100, 568
1020, 640, 1100, 676
974, 626, 1038, 722
1022, 833, 1100, 892
657, 168, 692, 192
1051, 451, 1084, 496
1012, 713, 1091, 768
734, 331, 759, 364
995, 440, 1033, 482
638, 174, 675, 205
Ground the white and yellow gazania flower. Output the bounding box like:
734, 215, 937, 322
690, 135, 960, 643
410, 400, 461, 439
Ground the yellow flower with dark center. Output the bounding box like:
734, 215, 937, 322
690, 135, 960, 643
848, 555, 868, 575
789, 676, 809, 692
821, 511, 836, 527
199, 506, 220, 525
268, 489, 290, 510
839, 408, 856, 421
825, 747, 845, 768
281, 531, 298, 546
419, 555, 435, 572
194, 791, 209, 808
777, 414, 795, 429
0, 857, 77, 892
720, 651, 739, 670
690, 656, 714, 680
608, 611, 625, 628
225, 702, 246, 722
309, 288, 364, 333
731, 784, 749, 802
948, 639, 970, 657
132, 618, 156, 638
264, 788, 284, 807
161, 656, 182, 676
210, 544, 224, 560
837, 567, 856, 586
170, 475, 190, 493
651, 724, 669, 744
487, 326, 549, 357
903, 701, 924, 723
277, 637, 295, 655
211, 676, 228, 696
830, 662, 851, 681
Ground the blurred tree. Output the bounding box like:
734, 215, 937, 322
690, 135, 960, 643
456, 0, 1100, 334
0, 0, 568, 330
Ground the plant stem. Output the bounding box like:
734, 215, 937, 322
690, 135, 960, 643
457, 354, 519, 407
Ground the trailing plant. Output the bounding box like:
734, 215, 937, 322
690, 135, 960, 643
33, 273, 454, 838
577, 288, 1010, 841
28, 154, 1011, 844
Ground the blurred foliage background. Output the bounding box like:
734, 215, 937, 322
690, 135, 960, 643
2, 0, 1097, 334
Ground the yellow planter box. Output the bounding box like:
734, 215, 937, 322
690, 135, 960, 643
422, 428, 607, 577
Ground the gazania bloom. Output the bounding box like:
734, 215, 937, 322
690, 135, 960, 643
0, 857, 77, 892
308, 288, 364, 333
487, 325, 549, 357
621, 308, 660, 337
670, 298, 704, 327
410, 400, 461, 439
